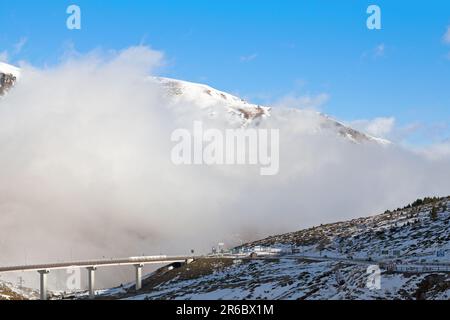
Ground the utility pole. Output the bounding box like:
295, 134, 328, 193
17, 276, 24, 289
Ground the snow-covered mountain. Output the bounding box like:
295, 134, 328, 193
154, 76, 390, 144
0, 62, 389, 145
0, 62, 20, 78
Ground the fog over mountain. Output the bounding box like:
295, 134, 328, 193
1, 46, 450, 288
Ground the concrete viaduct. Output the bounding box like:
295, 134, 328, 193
0, 255, 197, 300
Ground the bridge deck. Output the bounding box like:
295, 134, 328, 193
0, 255, 201, 273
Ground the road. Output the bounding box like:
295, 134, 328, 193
231, 254, 450, 274
0, 255, 201, 274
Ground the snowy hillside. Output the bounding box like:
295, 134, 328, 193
92, 196, 450, 300
0, 281, 36, 300
154, 76, 390, 144
247, 197, 450, 262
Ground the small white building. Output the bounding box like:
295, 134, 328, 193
380, 249, 402, 258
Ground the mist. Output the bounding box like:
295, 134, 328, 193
1, 46, 450, 289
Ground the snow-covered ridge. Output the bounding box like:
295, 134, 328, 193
0, 62, 20, 78
0, 62, 390, 144
154, 76, 272, 127
153, 76, 390, 144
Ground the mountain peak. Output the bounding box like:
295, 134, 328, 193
0, 62, 20, 78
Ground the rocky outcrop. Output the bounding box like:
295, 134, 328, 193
0, 72, 16, 95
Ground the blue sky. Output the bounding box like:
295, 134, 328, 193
1, 0, 450, 145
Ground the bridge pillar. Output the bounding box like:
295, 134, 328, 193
87, 266, 97, 299
38, 270, 50, 300
134, 264, 144, 291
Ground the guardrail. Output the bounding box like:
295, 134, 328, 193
393, 265, 450, 273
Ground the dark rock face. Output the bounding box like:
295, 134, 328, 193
0, 72, 17, 95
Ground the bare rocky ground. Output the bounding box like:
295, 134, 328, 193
0, 283, 32, 300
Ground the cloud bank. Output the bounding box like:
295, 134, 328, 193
351, 117, 396, 139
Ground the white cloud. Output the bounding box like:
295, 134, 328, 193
13, 37, 28, 54
374, 43, 386, 57
419, 141, 450, 160
350, 117, 450, 148
443, 26, 450, 44
273, 93, 330, 110
240, 53, 258, 62
444, 26, 450, 59
361, 43, 387, 60
351, 117, 395, 138
0, 37, 28, 63
0, 50, 8, 62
